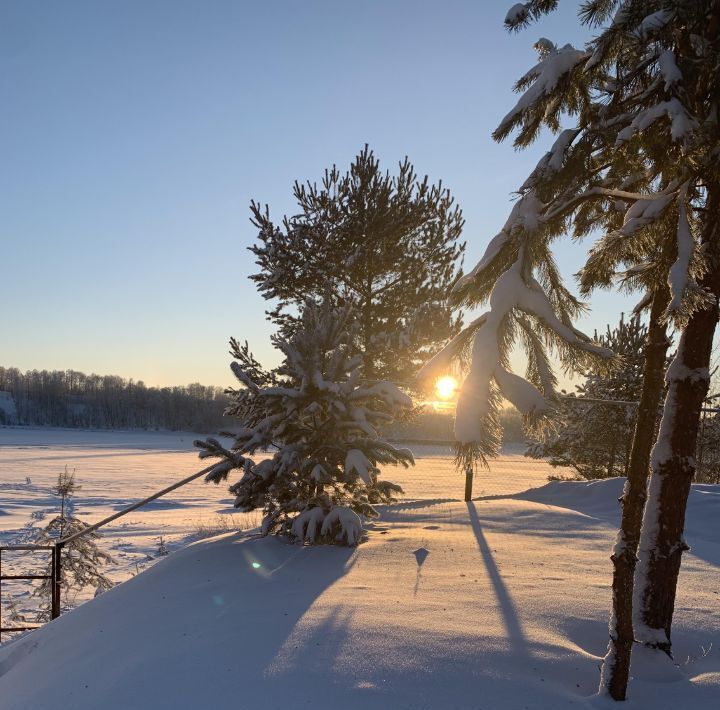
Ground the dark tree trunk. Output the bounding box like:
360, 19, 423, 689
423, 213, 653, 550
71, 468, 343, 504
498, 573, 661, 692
634, 186, 720, 654
601, 285, 670, 700
362, 281, 376, 380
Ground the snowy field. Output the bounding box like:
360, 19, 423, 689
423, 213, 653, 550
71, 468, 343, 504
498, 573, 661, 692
0, 428, 548, 549
0, 428, 550, 609
0, 427, 718, 709
0, 427, 257, 599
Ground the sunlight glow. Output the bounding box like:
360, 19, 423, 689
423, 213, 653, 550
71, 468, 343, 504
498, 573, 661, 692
435, 376, 458, 401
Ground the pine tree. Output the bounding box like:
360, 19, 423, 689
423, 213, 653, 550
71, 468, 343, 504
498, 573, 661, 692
424, 0, 719, 698
599, 284, 671, 699
195, 295, 414, 545
566, 0, 719, 674
33, 468, 113, 618
249, 145, 465, 382
528, 314, 655, 479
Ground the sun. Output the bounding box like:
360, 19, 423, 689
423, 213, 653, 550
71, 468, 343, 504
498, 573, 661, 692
435, 375, 458, 401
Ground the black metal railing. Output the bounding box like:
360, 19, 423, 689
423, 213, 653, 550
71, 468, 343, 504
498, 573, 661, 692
0, 544, 61, 642
0, 462, 217, 642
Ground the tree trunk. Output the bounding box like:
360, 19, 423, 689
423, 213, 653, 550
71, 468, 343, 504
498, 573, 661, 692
362, 281, 375, 380
634, 186, 720, 654
600, 285, 670, 700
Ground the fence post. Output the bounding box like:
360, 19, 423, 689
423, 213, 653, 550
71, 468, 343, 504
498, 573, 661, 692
697, 410, 707, 481
51, 542, 63, 620
464, 464, 474, 502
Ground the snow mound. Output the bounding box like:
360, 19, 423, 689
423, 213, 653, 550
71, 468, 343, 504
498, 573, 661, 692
0, 493, 717, 710
509, 477, 627, 520
510, 478, 720, 551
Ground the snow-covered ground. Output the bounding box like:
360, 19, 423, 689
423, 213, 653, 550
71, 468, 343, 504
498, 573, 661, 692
0, 427, 258, 603
0, 428, 549, 560
0, 427, 718, 708
0, 428, 549, 611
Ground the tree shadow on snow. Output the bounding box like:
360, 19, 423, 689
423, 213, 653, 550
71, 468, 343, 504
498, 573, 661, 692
467, 502, 532, 661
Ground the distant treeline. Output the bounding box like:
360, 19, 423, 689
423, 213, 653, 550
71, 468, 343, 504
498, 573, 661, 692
0, 366, 526, 443
0, 366, 232, 433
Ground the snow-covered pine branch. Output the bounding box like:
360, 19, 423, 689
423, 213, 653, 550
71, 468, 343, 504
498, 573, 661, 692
666, 183, 697, 318
195, 295, 414, 545
438, 1, 715, 477
429, 252, 614, 465
494, 41, 588, 146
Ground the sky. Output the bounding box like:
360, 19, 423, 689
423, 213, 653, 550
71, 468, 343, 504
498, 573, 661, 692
1, 0, 634, 390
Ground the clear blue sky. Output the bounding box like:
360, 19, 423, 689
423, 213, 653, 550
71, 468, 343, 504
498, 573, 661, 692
1, 0, 632, 389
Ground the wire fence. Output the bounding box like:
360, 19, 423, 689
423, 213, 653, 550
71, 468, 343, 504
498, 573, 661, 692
385, 443, 570, 501
509, 398, 720, 485
696, 409, 720, 484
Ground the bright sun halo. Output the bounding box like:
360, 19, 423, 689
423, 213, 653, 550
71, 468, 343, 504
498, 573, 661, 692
435, 375, 458, 401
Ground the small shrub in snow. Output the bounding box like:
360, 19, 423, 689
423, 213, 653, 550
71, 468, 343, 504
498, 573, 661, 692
5, 599, 27, 626
156, 536, 169, 556
192, 513, 261, 539
32, 468, 113, 619
695, 409, 720, 484
196, 296, 414, 545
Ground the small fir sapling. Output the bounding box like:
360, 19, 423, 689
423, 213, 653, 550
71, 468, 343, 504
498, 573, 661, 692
156, 536, 169, 556
56, 465, 78, 521
695, 407, 720, 484
195, 296, 414, 546
32, 467, 113, 618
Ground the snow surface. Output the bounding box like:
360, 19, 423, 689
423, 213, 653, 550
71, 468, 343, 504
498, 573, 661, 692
0, 427, 254, 610
0, 430, 718, 709
0, 428, 549, 606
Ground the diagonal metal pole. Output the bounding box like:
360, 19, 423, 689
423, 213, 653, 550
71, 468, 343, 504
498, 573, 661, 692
59, 463, 218, 545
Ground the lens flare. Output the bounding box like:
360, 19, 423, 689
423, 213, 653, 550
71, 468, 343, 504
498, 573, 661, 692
435, 375, 458, 401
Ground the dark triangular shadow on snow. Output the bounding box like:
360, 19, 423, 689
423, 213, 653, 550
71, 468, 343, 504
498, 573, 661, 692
0, 532, 358, 709
467, 502, 531, 660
